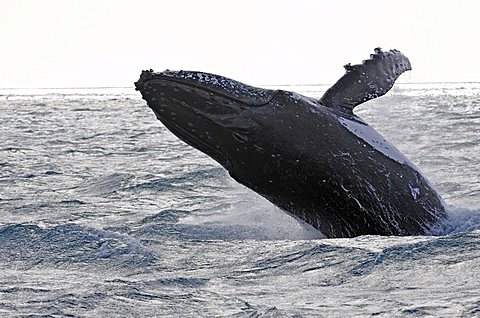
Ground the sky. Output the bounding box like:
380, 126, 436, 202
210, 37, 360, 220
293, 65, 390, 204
1, 0, 479, 88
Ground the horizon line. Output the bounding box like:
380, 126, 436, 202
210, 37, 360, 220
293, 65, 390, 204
1, 81, 480, 90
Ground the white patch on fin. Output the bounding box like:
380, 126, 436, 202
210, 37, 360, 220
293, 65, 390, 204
338, 116, 416, 168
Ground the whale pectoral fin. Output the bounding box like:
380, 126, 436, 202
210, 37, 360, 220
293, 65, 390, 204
319, 48, 412, 114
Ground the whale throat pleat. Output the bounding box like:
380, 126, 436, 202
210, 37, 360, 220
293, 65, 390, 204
319, 48, 412, 114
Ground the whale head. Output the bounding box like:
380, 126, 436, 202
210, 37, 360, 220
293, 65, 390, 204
135, 70, 282, 173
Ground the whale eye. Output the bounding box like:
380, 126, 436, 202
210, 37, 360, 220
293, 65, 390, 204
232, 132, 248, 143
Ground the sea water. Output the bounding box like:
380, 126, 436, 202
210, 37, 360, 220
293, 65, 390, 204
0, 83, 479, 317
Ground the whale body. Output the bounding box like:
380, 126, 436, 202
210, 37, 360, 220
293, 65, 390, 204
134, 48, 447, 238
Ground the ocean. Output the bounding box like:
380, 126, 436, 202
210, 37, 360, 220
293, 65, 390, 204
0, 83, 479, 317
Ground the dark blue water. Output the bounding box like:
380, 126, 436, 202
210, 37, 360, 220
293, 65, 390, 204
0, 84, 479, 317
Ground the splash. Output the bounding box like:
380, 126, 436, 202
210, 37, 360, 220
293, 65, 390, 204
429, 207, 480, 235
178, 181, 325, 240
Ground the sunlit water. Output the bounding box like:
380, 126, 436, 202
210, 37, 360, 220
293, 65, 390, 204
0, 83, 479, 317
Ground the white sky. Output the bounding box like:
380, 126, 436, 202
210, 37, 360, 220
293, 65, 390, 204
1, 0, 479, 88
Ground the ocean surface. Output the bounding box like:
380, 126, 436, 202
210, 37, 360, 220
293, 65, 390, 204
0, 82, 479, 317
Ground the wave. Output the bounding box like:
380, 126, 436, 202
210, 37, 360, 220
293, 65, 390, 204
0, 224, 157, 269
75, 173, 135, 196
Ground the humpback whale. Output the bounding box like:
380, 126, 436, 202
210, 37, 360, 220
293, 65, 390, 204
134, 48, 447, 238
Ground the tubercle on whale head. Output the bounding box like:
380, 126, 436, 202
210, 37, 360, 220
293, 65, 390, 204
134, 69, 155, 91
